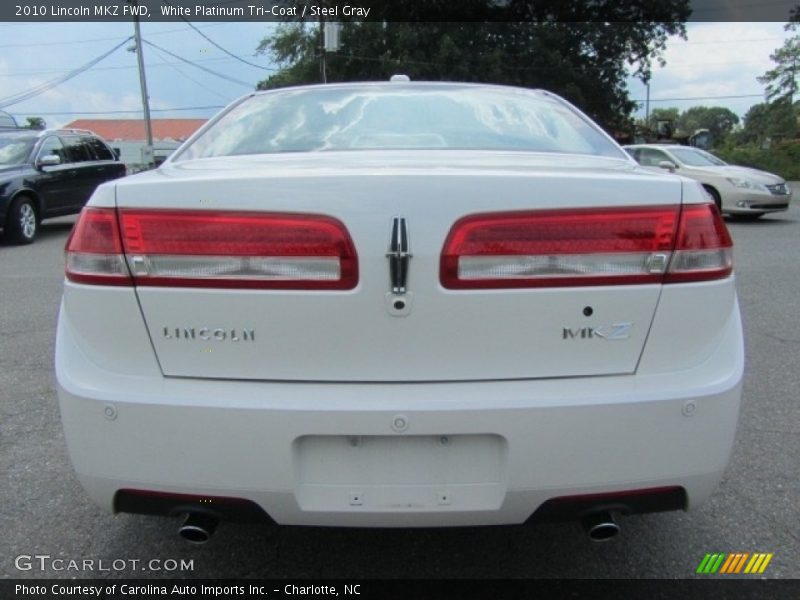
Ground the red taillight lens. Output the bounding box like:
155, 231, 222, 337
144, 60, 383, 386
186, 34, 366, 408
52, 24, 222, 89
66, 209, 358, 290
65, 208, 131, 286
664, 203, 733, 283
440, 203, 732, 289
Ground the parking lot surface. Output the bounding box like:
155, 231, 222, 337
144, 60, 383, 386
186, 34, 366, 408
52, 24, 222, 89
1, 203, 798, 579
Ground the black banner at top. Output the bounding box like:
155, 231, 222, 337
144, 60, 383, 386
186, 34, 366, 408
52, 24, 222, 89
1, 0, 798, 23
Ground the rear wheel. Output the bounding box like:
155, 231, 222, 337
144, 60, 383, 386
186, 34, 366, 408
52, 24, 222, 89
5, 195, 38, 244
702, 185, 721, 210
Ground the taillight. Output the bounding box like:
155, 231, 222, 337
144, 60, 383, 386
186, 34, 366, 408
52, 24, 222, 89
440, 203, 732, 289
664, 203, 733, 283
65, 208, 131, 286
66, 208, 358, 290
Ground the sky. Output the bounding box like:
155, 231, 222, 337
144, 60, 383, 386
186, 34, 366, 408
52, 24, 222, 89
0, 20, 793, 130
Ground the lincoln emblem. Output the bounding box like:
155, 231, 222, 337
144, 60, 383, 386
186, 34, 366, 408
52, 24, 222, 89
387, 216, 411, 294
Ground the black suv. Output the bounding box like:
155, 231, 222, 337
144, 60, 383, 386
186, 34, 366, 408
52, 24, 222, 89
0, 127, 127, 244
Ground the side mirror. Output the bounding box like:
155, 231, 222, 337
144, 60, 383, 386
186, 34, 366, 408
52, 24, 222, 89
112, 147, 121, 160
658, 160, 677, 173
37, 154, 61, 168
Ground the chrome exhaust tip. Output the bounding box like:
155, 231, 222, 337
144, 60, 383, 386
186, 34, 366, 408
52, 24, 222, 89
178, 513, 218, 544
581, 511, 620, 542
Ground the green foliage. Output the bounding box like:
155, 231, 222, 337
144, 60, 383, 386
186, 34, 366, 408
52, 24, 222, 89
758, 30, 800, 103
677, 106, 739, 141
639, 106, 739, 144
25, 116, 45, 130
646, 107, 680, 126
715, 139, 800, 180
255, 4, 690, 131
735, 101, 798, 144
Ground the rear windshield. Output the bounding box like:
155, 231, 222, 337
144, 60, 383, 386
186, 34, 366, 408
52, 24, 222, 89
176, 85, 625, 161
0, 134, 35, 165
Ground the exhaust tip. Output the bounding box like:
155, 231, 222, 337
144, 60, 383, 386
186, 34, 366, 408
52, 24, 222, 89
178, 513, 218, 544
581, 511, 620, 542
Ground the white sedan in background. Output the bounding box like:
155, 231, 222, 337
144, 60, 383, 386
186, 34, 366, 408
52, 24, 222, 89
624, 144, 791, 218
56, 81, 742, 544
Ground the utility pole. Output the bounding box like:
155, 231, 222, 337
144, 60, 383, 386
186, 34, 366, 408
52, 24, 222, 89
128, 0, 154, 167
319, 19, 327, 84
645, 82, 650, 124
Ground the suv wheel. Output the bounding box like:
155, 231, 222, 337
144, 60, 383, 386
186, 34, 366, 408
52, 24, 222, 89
6, 196, 38, 244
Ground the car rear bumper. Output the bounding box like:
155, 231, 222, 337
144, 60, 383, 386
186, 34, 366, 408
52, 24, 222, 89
55, 296, 744, 527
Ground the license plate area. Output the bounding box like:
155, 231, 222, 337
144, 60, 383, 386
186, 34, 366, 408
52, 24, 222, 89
293, 434, 507, 512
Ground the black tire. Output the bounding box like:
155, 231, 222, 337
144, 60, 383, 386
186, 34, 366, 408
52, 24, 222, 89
5, 195, 38, 244
703, 185, 722, 210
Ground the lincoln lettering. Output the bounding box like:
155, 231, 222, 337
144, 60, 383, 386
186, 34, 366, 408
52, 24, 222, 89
162, 327, 255, 342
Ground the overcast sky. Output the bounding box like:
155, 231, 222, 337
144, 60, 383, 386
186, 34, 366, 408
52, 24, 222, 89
0, 21, 792, 129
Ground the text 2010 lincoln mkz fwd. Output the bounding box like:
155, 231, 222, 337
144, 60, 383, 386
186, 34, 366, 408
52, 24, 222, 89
55, 81, 743, 543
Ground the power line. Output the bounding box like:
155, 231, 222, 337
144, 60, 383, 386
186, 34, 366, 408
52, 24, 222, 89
148, 45, 235, 102
161, 0, 275, 72
632, 93, 764, 103
0, 22, 231, 49
143, 39, 255, 88
0, 37, 133, 109
0, 55, 248, 77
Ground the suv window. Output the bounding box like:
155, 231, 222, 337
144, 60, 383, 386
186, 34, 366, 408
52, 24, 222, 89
85, 136, 114, 161
37, 136, 67, 164
60, 135, 93, 163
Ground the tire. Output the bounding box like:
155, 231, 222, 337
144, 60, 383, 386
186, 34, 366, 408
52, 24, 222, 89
703, 185, 721, 210
5, 195, 38, 244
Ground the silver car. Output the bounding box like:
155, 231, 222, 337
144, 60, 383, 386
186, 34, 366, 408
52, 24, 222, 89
624, 144, 790, 218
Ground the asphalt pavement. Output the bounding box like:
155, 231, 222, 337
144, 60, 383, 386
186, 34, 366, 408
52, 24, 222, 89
1, 202, 798, 580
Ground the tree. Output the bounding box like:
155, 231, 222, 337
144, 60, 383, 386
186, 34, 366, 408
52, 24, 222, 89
255, 2, 689, 131
758, 33, 800, 103
25, 116, 45, 130
737, 101, 798, 144
645, 107, 681, 127
677, 106, 739, 142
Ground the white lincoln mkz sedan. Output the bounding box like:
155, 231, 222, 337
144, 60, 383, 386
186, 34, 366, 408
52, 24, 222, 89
56, 81, 743, 543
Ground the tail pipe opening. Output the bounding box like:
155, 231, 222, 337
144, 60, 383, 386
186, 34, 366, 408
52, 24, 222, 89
581, 511, 620, 542
178, 513, 218, 544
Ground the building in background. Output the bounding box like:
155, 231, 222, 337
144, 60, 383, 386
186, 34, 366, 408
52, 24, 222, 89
63, 119, 206, 171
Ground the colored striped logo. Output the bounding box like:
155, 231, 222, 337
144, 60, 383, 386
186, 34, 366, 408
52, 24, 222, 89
696, 553, 773, 574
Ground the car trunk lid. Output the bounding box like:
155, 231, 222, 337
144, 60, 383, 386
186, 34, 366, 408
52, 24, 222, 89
113, 151, 683, 382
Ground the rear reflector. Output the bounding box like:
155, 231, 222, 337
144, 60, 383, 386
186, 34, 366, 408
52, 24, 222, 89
441, 204, 732, 288
66, 208, 358, 289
